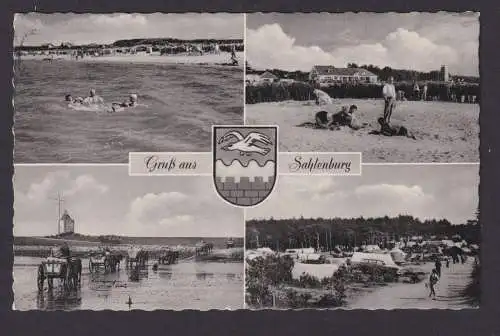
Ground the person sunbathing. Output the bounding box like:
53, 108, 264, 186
370, 117, 416, 139
314, 105, 363, 130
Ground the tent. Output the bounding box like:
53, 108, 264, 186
389, 248, 406, 264
363, 245, 381, 253
349, 252, 400, 271
298, 253, 324, 264
292, 263, 341, 280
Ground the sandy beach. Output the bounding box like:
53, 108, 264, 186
245, 99, 479, 163
347, 259, 476, 310
16, 52, 244, 66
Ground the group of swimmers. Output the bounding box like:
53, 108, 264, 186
311, 86, 416, 139
65, 88, 138, 112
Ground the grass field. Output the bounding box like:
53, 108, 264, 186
246, 99, 479, 163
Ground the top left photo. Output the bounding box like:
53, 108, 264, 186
13, 13, 244, 163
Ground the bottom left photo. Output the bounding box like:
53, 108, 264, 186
12, 165, 244, 311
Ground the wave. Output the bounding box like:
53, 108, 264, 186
217, 158, 274, 168
215, 160, 275, 182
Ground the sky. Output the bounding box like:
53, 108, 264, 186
13, 13, 244, 46
246, 12, 479, 76
247, 164, 479, 225
14, 165, 243, 237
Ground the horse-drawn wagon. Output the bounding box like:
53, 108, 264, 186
226, 238, 235, 249
195, 241, 214, 256
157, 249, 180, 266
37, 256, 81, 291
125, 247, 148, 269
89, 250, 123, 273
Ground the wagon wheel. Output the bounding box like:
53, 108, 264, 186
37, 265, 45, 291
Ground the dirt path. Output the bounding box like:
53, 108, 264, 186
346, 259, 476, 309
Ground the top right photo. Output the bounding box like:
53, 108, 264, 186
245, 12, 479, 163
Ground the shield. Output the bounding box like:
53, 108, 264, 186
213, 125, 278, 207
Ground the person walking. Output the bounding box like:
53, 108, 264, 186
382, 76, 396, 124
428, 268, 439, 299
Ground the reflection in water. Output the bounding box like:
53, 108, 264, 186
159, 271, 173, 280
15, 256, 244, 311
36, 288, 82, 311
196, 272, 214, 280
128, 267, 149, 282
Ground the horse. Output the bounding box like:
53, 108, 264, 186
63, 257, 82, 290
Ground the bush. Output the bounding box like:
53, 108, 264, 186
245, 81, 480, 104
245, 255, 294, 306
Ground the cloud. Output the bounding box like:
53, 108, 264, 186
246, 24, 340, 72
247, 23, 475, 75
126, 192, 190, 225
65, 174, 109, 196
15, 171, 108, 205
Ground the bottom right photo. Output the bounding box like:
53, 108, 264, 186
245, 164, 480, 310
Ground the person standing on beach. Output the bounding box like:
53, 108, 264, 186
413, 81, 420, 100
422, 83, 428, 101
230, 45, 238, 65
429, 269, 439, 299
382, 77, 396, 124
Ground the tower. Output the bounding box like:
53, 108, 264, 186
60, 210, 75, 234
440, 65, 449, 82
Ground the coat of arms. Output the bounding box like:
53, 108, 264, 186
213, 126, 278, 207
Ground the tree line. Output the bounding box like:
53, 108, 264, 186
246, 215, 480, 250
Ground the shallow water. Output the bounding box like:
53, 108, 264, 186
13, 256, 244, 311
14, 60, 243, 163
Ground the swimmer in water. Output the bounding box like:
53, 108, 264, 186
82, 88, 104, 105
111, 94, 138, 112
65, 94, 84, 104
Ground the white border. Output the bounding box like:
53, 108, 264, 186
243, 13, 247, 126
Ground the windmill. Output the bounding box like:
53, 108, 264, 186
50, 192, 64, 235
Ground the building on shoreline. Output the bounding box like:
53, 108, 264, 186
309, 65, 379, 86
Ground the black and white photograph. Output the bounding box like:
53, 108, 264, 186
245, 164, 480, 309
13, 13, 244, 163
13, 165, 244, 311
245, 13, 479, 163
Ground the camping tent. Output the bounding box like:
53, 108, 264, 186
292, 263, 341, 280
298, 253, 324, 264
363, 245, 381, 253
349, 252, 400, 270
389, 248, 406, 264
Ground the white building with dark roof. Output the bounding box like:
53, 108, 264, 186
310, 65, 378, 86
